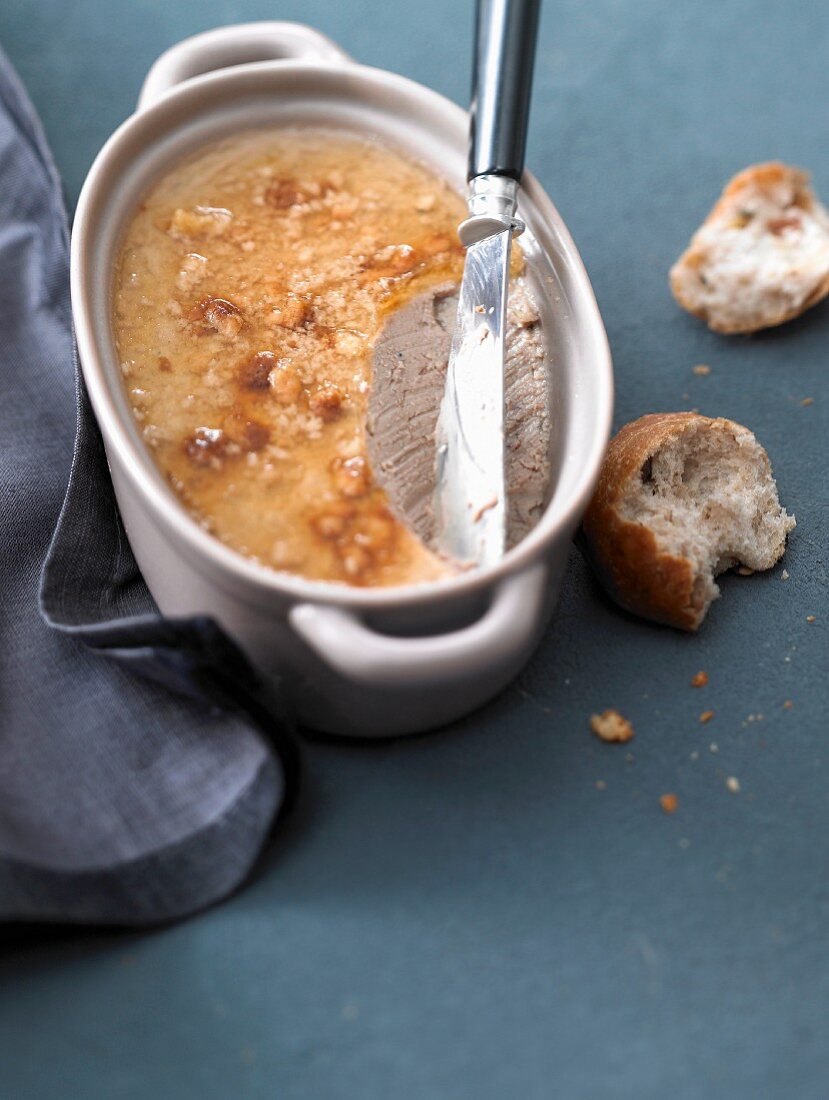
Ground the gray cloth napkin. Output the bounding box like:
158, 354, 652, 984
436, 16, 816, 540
0, 47, 298, 926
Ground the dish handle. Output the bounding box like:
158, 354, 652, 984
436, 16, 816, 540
289, 564, 547, 690
138, 22, 352, 110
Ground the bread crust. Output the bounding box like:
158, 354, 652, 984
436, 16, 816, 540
583, 413, 744, 631
670, 162, 829, 334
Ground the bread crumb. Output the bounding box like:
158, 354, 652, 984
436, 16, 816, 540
691, 670, 709, 688
660, 793, 679, 814
806, 615, 816, 623
692, 364, 711, 376
699, 709, 715, 724
801, 397, 813, 406
726, 776, 741, 793
590, 709, 635, 743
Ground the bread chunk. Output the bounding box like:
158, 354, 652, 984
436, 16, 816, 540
583, 413, 795, 630
670, 163, 829, 333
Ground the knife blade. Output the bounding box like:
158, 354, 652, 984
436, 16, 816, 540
432, 0, 539, 567
435, 227, 512, 567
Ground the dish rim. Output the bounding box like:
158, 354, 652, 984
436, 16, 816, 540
71, 56, 614, 611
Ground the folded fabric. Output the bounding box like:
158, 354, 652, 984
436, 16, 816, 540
0, 46, 297, 926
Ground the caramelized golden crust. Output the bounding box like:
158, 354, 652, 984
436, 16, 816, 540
113, 128, 475, 587
710, 162, 814, 218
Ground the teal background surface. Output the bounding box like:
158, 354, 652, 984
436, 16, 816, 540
1, 1, 828, 1096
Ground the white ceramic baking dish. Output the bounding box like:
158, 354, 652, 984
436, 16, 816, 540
71, 22, 613, 737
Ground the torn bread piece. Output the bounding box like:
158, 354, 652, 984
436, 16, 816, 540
582, 413, 795, 631
670, 162, 829, 334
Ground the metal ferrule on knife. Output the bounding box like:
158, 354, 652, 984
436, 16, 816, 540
459, 175, 525, 247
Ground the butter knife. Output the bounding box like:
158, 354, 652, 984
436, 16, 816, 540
435, 0, 540, 567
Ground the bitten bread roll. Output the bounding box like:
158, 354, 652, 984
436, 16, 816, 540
582, 413, 795, 631
670, 162, 829, 334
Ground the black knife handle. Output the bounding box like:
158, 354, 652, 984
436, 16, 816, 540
468, 0, 541, 182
